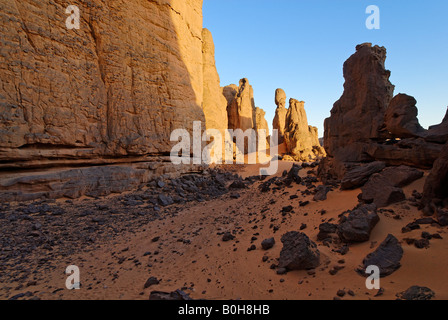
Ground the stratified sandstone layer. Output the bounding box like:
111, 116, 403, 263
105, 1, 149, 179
0, 0, 209, 201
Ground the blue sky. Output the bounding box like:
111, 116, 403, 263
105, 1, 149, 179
203, 0, 448, 136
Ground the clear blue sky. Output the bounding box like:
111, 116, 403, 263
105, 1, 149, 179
203, 0, 448, 136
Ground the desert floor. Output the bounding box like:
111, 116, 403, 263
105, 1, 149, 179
1, 161, 447, 300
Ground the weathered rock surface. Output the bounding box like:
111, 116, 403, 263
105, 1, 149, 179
338, 204, 380, 243
317, 223, 338, 241
360, 165, 423, 208
284, 99, 326, 161
360, 234, 403, 277
0, 160, 204, 202
1, 0, 205, 161
385, 94, 425, 138
279, 231, 321, 271
422, 142, 448, 215
149, 290, 192, 301
396, 286, 435, 301
202, 28, 228, 134
340, 161, 386, 190
226, 78, 255, 132
360, 173, 406, 208
0, 0, 225, 201
324, 43, 395, 163
254, 107, 270, 137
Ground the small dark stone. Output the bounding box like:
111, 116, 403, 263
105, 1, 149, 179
222, 232, 235, 242
144, 277, 160, 289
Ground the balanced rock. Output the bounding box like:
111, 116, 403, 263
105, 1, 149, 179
360, 234, 403, 277
278, 232, 321, 270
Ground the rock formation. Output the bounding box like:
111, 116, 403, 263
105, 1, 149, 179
283, 99, 326, 161
0, 0, 221, 201
360, 234, 403, 277
338, 204, 380, 243
273, 89, 288, 142
223, 78, 270, 154
254, 107, 270, 136
226, 78, 255, 132
319, 43, 447, 185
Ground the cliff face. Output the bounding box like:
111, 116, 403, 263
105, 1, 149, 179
0, 0, 212, 201
202, 28, 228, 133
1, 0, 205, 165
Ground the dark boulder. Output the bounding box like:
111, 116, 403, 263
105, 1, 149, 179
396, 286, 435, 301
279, 232, 320, 271
338, 204, 380, 243
360, 234, 403, 277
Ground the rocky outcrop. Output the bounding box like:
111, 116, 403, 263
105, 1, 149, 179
421, 142, 448, 215
0, 0, 221, 201
319, 43, 447, 185
284, 99, 326, 161
202, 28, 228, 133
273, 89, 288, 143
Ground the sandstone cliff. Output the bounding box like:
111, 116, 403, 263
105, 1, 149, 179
0, 0, 211, 201
202, 28, 228, 133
